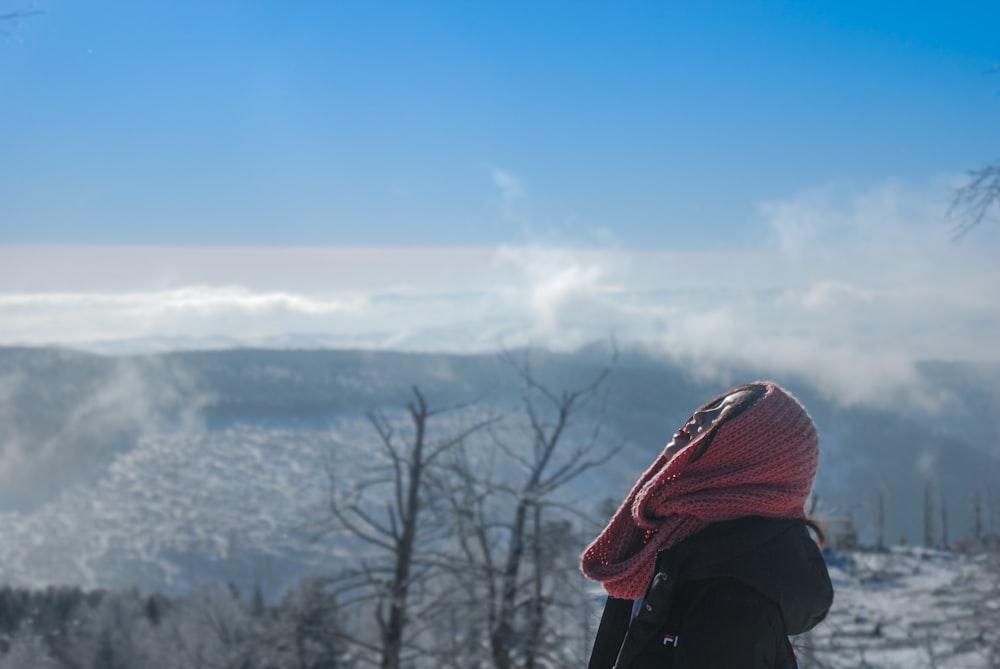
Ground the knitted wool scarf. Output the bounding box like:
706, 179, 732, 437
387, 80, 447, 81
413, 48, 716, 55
580, 381, 819, 599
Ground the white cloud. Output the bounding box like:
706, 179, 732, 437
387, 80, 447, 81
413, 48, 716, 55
0, 356, 209, 496
488, 166, 525, 204
1, 178, 998, 408
493, 245, 611, 337
0, 286, 369, 344
0, 286, 365, 315
758, 179, 955, 252
797, 281, 876, 310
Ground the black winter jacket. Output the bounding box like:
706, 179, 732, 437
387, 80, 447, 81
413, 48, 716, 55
587, 516, 833, 669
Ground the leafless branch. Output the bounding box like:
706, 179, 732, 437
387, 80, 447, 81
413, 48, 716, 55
328, 500, 397, 550
948, 161, 1000, 239
0, 6, 43, 41
0, 8, 44, 21
426, 410, 503, 464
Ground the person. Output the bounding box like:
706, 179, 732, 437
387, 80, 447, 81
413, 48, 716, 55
581, 381, 832, 669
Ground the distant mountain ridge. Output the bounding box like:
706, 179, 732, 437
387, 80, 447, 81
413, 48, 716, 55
0, 345, 997, 596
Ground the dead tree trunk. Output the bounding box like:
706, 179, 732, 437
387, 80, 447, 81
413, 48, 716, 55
328, 386, 496, 669
874, 487, 885, 551
973, 489, 984, 540
940, 498, 949, 550
378, 390, 427, 669
523, 503, 545, 669
924, 476, 936, 549
488, 350, 619, 669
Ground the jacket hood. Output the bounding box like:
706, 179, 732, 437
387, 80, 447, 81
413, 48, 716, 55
655, 516, 833, 635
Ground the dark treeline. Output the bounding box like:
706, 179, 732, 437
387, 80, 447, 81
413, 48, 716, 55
0, 579, 345, 669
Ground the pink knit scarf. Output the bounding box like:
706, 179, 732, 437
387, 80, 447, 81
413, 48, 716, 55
580, 381, 819, 599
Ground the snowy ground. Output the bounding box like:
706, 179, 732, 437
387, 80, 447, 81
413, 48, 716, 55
797, 548, 1000, 668
1, 416, 999, 668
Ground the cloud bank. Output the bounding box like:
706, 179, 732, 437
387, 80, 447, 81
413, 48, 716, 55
2, 180, 997, 407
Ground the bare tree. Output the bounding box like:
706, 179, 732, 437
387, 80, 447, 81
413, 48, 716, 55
326, 386, 497, 669
873, 486, 886, 551
940, 496, 950, 550
440, 349, 622, 669
0, 630, 60, 669
923, 476, 937, 549
949, 161, 1000, 238
972, 488, 984, 541
948, 65, 1000, 239
0, 7, 43, 22
266, 578, 345, 669
0, 6, 43, 39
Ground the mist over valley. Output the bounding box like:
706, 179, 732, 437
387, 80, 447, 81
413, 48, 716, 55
1, 345, 997, 599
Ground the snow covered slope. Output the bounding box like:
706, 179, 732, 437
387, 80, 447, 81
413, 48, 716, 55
0, 423, 365, 597
1, 345, 999, 607
802, 548, 1000, 668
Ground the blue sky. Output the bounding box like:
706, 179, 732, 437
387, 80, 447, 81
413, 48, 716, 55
3, 1, 998, 246
1, 1, 999, 406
